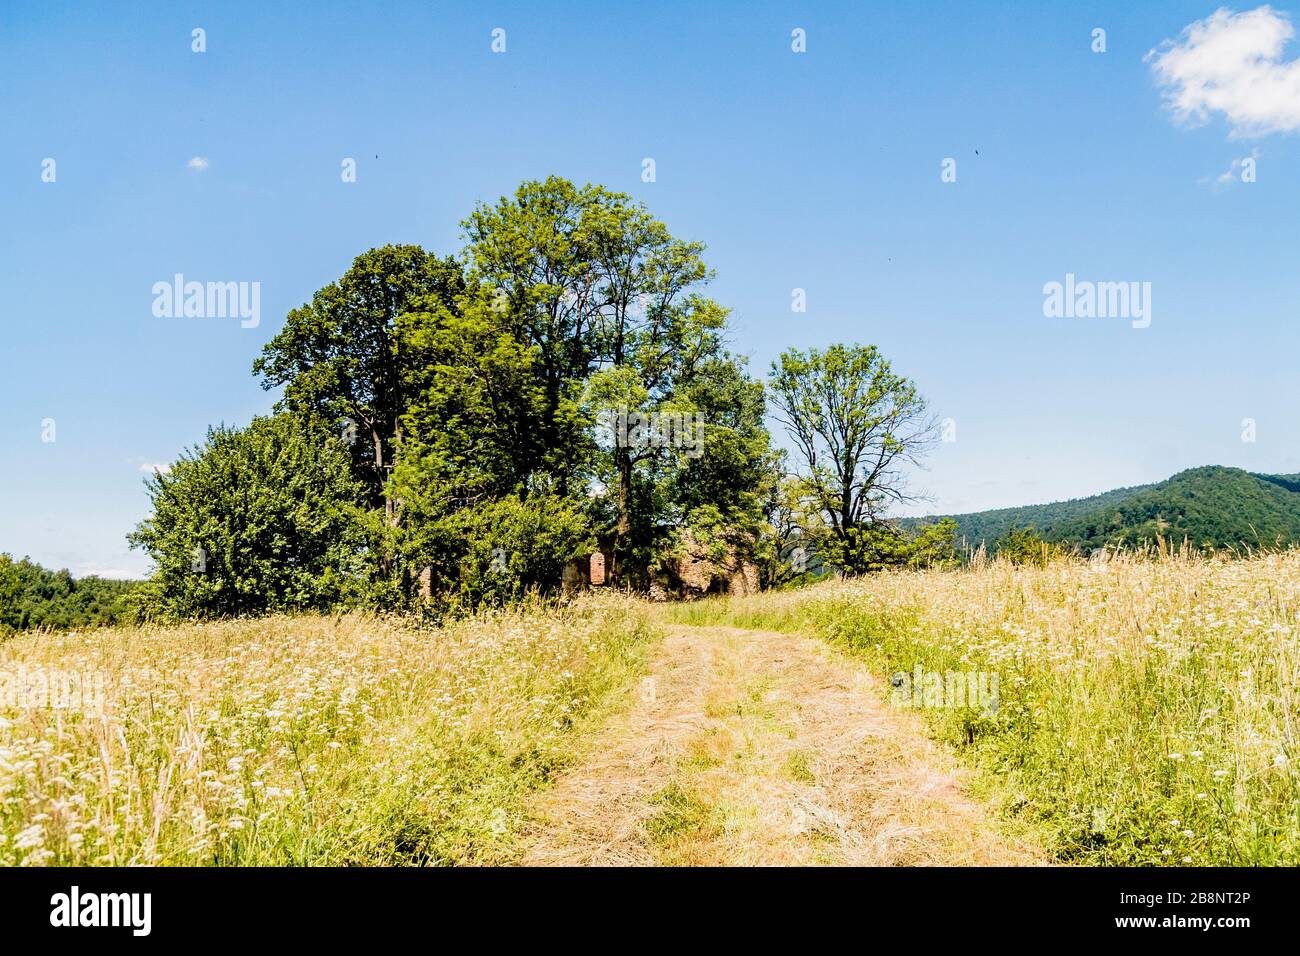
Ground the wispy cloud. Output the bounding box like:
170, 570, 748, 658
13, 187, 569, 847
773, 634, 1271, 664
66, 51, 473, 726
1147, 5, 1300, 138
71, 561, 143, 580
187, 156, 210, 172
138, 462, 171, 475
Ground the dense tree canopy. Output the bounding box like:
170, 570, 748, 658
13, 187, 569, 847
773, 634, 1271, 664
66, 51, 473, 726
457, 176, 773, 582
104, 177, 949, 623
252, 246, 465, 523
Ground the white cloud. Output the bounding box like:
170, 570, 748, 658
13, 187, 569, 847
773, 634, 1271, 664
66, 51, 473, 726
139, 462, 171, 475
1147, 5, 1300, 138
187, 156, 210, 172
72, 562, 143, 581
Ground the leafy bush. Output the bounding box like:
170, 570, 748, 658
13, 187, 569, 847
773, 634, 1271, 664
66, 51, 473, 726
993, 525, 1062, 567
817, 518, 961, 575
127, 414, 368, 620
412, 494, 594, 613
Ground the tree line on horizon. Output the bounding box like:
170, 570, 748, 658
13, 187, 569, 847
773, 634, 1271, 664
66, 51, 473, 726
918, 465, 1300, 558
0, 556, 137, 634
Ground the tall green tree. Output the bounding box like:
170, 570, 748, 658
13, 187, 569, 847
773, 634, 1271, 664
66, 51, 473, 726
465, 176, 774, 582
655, 356, 781, 580
462, 178, 607, 494
252, 246, 465, 524
387, 288, 570, 599
395, 287, 546, 509
769, 344, 935, 574
756, 474, 823, 589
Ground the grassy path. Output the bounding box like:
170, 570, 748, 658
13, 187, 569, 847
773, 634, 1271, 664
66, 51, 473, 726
524, 624, 1044, 866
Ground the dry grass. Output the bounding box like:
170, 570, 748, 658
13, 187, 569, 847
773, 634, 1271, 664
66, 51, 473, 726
0, 596, 653, 865
667, 550, 1300, 865
12, 547, 1290, 867
525, 624, 1042, 866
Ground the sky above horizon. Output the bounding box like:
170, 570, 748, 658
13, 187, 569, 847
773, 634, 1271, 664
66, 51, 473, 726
4, 1, 1300, 578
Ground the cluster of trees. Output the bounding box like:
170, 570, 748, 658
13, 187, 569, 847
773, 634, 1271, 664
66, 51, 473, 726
123, 177, 957, 622
0, 555, 138, 634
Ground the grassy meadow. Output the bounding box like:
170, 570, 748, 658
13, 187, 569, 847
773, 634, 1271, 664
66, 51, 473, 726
3, 550, 1299, 866
0, 597, 653, 865
668, 549, 1300, 865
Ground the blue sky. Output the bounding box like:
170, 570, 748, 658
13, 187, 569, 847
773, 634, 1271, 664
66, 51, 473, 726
4, 1, 1300, 578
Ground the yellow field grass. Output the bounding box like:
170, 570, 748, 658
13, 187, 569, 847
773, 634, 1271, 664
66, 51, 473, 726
6, 550, 1298, 867
668, 550, 1300, 865
0, 596, 652, 865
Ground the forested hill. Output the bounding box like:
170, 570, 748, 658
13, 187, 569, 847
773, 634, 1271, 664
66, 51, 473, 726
0, 555, 139, 634
913, 466, 1300, 551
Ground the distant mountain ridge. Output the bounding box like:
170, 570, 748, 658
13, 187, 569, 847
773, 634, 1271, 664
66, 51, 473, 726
908, 466, 1300, 552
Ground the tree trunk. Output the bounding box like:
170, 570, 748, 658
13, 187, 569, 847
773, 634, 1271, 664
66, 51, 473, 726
386, 419, 403, 528
372, 427, 394, 576
614, 445, 633, 585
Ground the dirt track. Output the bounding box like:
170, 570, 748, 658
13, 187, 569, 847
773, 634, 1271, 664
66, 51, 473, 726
524, 625, 1044, 866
